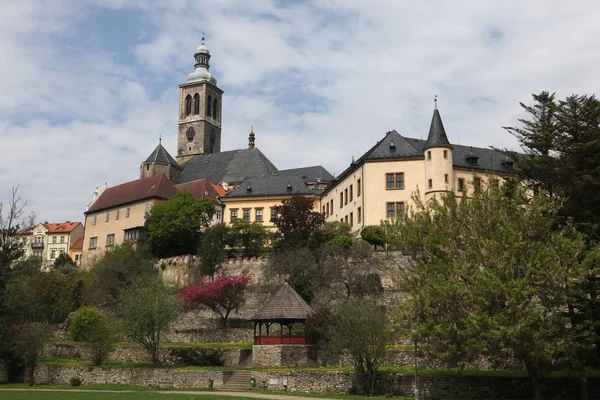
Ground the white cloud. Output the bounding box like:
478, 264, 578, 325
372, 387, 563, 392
1, 0, 599, 222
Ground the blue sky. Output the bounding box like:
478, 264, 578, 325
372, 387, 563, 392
1, 0, 599, 223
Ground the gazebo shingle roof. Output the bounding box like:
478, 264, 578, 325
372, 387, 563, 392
251, 283, 314, 321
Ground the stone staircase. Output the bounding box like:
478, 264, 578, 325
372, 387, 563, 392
220, 370, 251, 391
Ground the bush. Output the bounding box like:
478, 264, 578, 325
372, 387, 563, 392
176, 348, 224, 366
70, 376, 82, 387
70, 307, 105, 342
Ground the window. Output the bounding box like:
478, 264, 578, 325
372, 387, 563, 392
106, 234, 115, 247
323, 206, 326, 214
357, 179, 361, 196
330, 200, 333, 213
326, 202, 330, 217
59, 249, 64, 255
350, 212, 353, 228
428, 179, 433, 189
52, 236, 56, 244
145, 203, 150, 214
193, 93, 200, 114
270, 208, 277, 221
357, 207, 362, 224
60, 236, 65, 243
349, 185, 353, 201
243, 209, 251, 222
105, 212, 110, 223
344, 188, 348, 205
50, 250, 56, 259
458, 178, 465, 192
344, 215, 348, 223
387, 202, 405, 218
116, 210, 120, 220
491, 178, 500, 189
473, 177, 482, 193
92, 215, 97, 225
126, 207, 130, 218
89, 237, 97, 249
146, 164, 150, 171
124, 229, 143, 241
74, 254, 80, 261
185, 94, 192, 115
386, 173, 404, 189
256, 209, 263, 222
231, 209, 238, 222
213, 98, 219, 120
445, 174, 449, 184
427, 151, 431, 160
443, 150, 448, 159
207, 95, 212, 117
340, 193, 343, 208
216, 209, 222, 221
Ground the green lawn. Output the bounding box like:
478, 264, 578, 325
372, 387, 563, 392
0, 392, 239, 400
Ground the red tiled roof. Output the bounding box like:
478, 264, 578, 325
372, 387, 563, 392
212, 182, 229, 197
70, 237, 83, 250
17, 221, 82, 235
86, 174, 177, 214
175, 178, 223, 201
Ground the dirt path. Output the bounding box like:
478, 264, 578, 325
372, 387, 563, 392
0, 388, 339, 400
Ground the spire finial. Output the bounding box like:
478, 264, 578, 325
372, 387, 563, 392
202, 33, 205, 45
434, 95, 438, 110
159, 135, 162, 144
251, 125, 254, 133
248, 126, 256, 149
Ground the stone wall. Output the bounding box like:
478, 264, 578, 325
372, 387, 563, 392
252, 345, 317, 367
43, 343, 249, 367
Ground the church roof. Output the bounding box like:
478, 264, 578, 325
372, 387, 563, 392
278, 165, 333, 183
226, 175, 319, 198
424, 108, 452, 150
178, 147, 279, 185
144, 142, 181, 169
175, 178, 224, 203
251, 283, 314, 322
85, 174, 177, 214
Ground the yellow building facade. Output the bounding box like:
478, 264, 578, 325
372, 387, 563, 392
17, 221, 84, 268
321, 105, 515, 231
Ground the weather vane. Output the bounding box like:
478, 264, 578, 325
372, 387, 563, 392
434, 95, 438, 109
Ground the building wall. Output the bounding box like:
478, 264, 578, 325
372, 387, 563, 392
81, 200, 158, 268
222, 195, 321, 231
18, 224, 83, 268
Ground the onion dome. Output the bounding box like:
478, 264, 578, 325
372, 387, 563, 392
187, 34, 217, 85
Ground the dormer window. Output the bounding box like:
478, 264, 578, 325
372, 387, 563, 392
465, 151, 479, 166
501, 158, 514, 169
389, 141, 396, 152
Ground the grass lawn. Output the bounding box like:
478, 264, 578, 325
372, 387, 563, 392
0, 392, 256, 400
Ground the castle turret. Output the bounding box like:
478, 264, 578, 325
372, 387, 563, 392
140, 138, 182, 181
424, 97, 454, 200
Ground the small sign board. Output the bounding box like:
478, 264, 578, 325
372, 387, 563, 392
269, 378, 278, 385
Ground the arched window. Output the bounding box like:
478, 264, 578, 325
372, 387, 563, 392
213, 98, 218, 120
206, 95, 212, 117
193, 93, 200, 114
184, 95, 192, 116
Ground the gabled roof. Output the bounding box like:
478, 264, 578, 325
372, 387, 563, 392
144, 142, 181, 169
17, 221, 82, 235
424, 108, 452, 150
175, 178, 223, 203
278, 165, 333, 182
86, 173, 177, 214
70, 237, 83, 250
251, 283, 314, 321
178, 147, 279, 185
225, 175, 319, 198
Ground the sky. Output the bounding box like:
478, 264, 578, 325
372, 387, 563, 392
1, 0, 599, 224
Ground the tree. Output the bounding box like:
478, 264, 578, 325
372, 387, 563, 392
328, 298, 391, 396
229, 221, 270, 257
309, 221, 352, 250
119, 276, 179, 365
198, 223, 231, 277
70, 306, 113, 366
145, 191, 215, 258
265, 247, 321, 303
11, 256, 42, 278
272, 195, 325, 246
177, 272, 251, 327
53, 253, 77, 274
360, 226, 387, 250
85, 243, 156, 304
390, 187, 586, 400
7, 323, 48, 385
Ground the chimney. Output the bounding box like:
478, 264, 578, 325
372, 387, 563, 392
248, 126, 255, 149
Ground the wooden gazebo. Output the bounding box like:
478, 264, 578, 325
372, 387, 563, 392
251, 282, 314, 345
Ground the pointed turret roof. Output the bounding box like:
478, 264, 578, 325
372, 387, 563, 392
144, 141, 181, 169
424, 104, 452, 150
251, 283, 314, 322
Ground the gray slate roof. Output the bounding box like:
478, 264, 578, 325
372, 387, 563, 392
144, 143, 181, 169
178, 147, 279, 185
226, 175, 318, 198
251, 283, 314, 321
425, 109, 452, 150
279, 165, 333, 182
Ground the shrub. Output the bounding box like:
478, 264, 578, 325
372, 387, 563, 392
70, 376, 82, 387
70, 307, 105, 342
176, 348, 224, 366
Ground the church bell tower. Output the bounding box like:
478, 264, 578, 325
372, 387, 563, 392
177, 36, 223, 164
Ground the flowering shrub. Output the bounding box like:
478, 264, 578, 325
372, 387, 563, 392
177, 272, 251, 327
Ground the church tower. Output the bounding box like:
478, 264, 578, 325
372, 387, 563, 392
177, 36, 223, 164
424, 97, 454, 200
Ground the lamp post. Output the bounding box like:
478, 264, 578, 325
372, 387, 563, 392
414, 337, 420, 400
